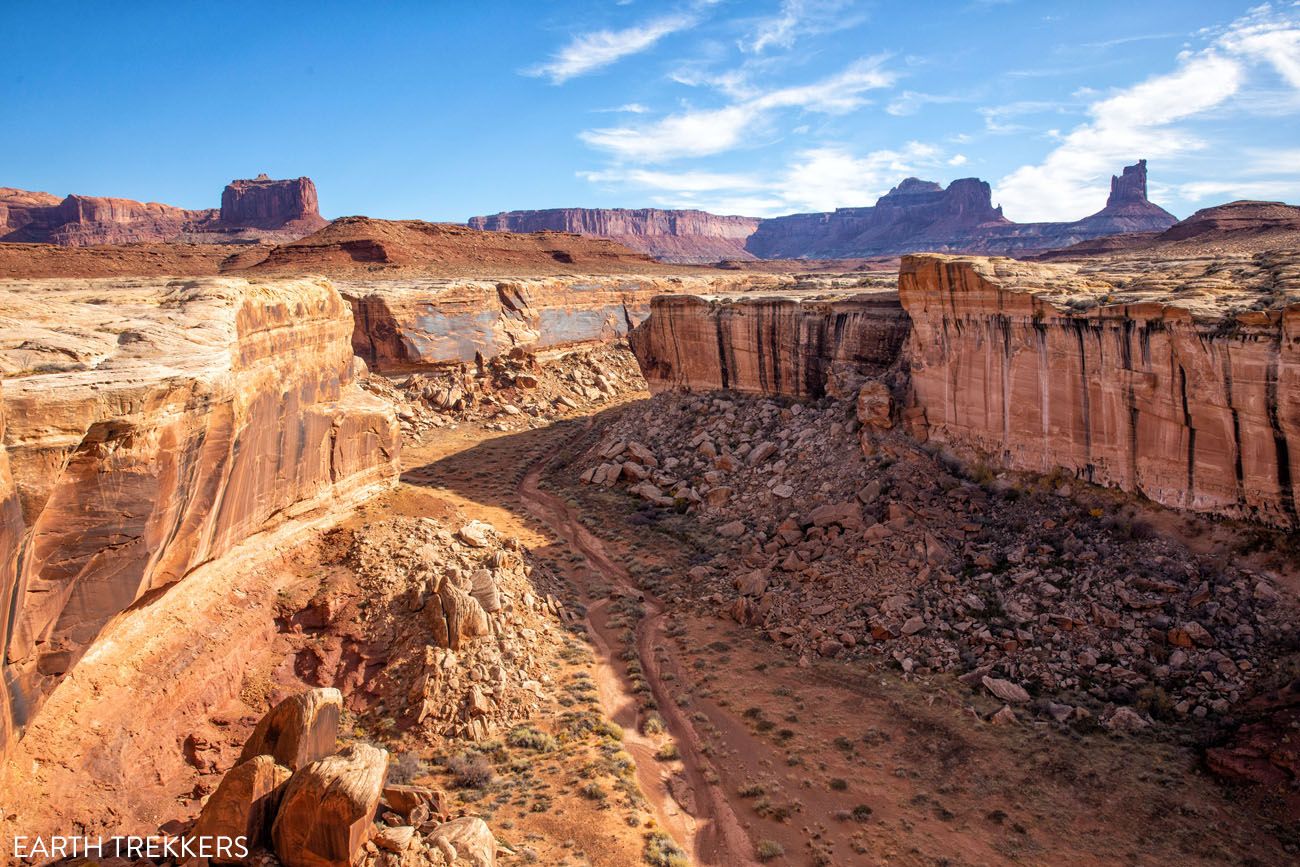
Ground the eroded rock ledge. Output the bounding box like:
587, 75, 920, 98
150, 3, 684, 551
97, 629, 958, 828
342, 273, 791, 371
0, 276, 400, 750
627, 252, 1300, 527
902, 253, 1300, 527
629, 285, 909, 398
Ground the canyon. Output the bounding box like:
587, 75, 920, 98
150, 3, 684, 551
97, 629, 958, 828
0, 195, 1298, 865
0, 174, 326, 247
470, 160, 1178, 263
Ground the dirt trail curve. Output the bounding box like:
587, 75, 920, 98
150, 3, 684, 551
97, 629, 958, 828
519, 440, 759, 867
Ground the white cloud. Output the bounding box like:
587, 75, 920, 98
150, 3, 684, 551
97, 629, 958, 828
886, 90, 964, 117
995, 5, 1300, 221
1177, 178, 1300, 201
741, 0, 861, 54
580, 142, 947, 215
527, 13, 695, 84
579, 56, 895, 161
948, 153, 969, 166
594, 103, 652, 114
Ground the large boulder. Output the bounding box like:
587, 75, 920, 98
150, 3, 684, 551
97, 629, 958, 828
428, 816, 497, 867
240, 688, 343, 771
424, 582, 491, 650
272, 743, 389, 867
190, 754, 292, 864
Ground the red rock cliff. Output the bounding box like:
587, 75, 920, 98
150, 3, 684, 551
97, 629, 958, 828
220, 173, 326, 230
747, 161, 1177, 259
468, 208, 761, 264
900, 253, 1300, 527
0, 175, 325, 246
628, 283, 909, 398
0, 276, 399, 751
344, 272, 788, 372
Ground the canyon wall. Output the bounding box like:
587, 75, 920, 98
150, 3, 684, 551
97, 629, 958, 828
0, 276, 400, 750
468, 208, 760, 264
0, 175, 325, 246
628, 288, 910, 398
344, 273, 790, 371
900, 254, 1300, 527
625, 250, 1298, 527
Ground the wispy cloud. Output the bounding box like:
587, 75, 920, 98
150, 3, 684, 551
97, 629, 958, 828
997, 5, 1300, 221
886, 90, 966, 117
593, 103, 652, 114
579, 56, 896, 161
740, 0, 861, 54
580, 141, 946, 215
526, 13, 696, 84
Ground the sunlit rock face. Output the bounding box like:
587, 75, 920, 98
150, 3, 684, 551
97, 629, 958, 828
900, 253, 1300, 527
341, 273, 790, 371
0, 276, 399, 750
469, 208, 761, 264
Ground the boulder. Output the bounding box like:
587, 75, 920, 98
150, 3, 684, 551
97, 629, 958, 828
855, 382, 894, 430
981, 676, 1030, 704
428, 816, 497, 867
190, 755, 292, 863
272, 743, 388, 867
240, 688, 343, 771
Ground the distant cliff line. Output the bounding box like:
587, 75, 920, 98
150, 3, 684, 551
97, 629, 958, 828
470, 160, 1177, 264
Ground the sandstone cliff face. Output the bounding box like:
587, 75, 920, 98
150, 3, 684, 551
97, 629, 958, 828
468, 208, 761, 264
344, 273, 789, 371
0, 175, 325, 246
746, 161, 1177, 259
628, 285, 909, 398
0, 276, 399, 749
220, 174, 327, 231
900, 253, 1300, 527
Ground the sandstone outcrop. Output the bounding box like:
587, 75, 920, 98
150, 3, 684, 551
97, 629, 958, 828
0, 175, 326, 246
272, 742, 388, 867
220, 174, 326, 231
900, 253, 1300, 527
344, 272, 788, 371
628, 285, 908, 398
239, 688, 343, 771
747, 161, 1176, 259
252, 217, 682, 279
0, 276, 399, 751
468, 208, 760, 264
190, 754, 293, 862
1038, 199, 1300, 260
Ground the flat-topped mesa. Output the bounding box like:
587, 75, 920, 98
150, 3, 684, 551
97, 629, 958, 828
344, 272, 792, 372
628, 282, 909, 398
0, 276, 400, 752
0, 175, 326, 246
220, 174, 326, 230
468, 208, 762, 264
900, 253, 1300, 527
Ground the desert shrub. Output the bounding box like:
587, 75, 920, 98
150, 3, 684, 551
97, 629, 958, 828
756, 839, 785, 861
655, 741, 679, 761
387, 751, 426, 784
644, 831, 688, 867
642, 713, 666, 735
507, 726, 557, 753
447, 751, 495, 789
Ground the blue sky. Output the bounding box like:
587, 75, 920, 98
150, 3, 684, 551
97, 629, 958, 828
4, 1, 1299, 222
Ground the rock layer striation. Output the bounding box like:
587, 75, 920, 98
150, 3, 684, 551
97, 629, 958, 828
900, 253, 1300, 526
468, 208, 761, 263
0, 276, 399, 750
344, 273, 790, 371
629, 287, 909, 398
